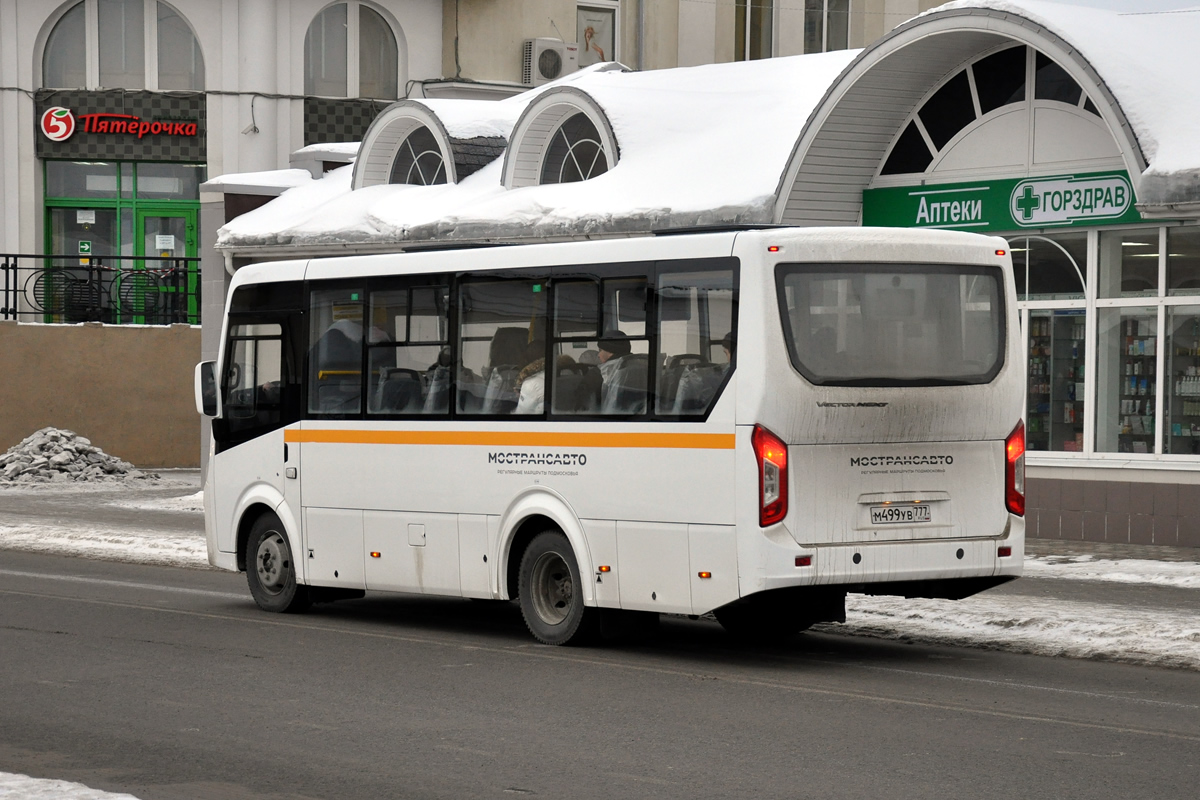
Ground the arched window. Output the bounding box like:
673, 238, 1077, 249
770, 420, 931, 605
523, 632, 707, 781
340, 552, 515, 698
389, 127, 446, 186
43, 2, 86, 89
541, 114, 609, 184
881, 46, 1101, 176
305, 2, 398, 100
41, 0, 205, 90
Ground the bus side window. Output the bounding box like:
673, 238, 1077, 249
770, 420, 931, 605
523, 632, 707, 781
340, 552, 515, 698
458, 278, 549, 415
549, 272, 652, 416
308, 286, 366, 415
225, 325, 282, 420
655, 266, 736, 416
367, 283, 450, 415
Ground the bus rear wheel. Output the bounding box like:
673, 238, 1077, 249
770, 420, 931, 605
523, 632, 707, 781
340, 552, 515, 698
518, 531, 594, 646
245, 512, 311, 614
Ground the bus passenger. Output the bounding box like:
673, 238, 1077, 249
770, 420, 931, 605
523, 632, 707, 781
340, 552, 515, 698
597, 330, 631, 383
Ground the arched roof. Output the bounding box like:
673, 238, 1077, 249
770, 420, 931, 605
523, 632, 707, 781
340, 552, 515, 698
774, 5, 1146, 226
501, 87, 620, 189
352, 100, 507, 189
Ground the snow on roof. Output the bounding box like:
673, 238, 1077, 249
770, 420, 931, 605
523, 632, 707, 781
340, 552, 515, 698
929, 0, 1200, 205
200, 168, 315, 197
215, 52, 858, 250
292, 141, 362, 157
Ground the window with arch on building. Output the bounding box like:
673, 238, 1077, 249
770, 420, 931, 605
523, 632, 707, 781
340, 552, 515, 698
804, 0, 849, 54
305, 2, 398, 100
880, 45, 1103, 177
735, 0, 773, 61
540, 113, 609, 184
41, 0, 205, 90
389, 127, 447, 186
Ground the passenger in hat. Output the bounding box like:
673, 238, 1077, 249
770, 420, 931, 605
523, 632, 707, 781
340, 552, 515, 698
596, 329, 631, 384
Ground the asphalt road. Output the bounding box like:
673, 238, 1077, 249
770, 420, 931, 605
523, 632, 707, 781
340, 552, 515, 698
1, 550, 1197, 800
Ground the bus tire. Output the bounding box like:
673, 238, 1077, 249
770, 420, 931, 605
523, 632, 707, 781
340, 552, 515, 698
518, 530, 594, 646
245, 512, 311, 614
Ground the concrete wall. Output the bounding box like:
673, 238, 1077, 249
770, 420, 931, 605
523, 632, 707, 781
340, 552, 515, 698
0, 321, 201, 468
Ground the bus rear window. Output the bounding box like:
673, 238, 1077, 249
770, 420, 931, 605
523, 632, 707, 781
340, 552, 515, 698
776, 263, 1005, 386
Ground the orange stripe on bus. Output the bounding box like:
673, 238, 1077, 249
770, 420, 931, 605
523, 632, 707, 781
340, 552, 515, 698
284, 429, 736, 450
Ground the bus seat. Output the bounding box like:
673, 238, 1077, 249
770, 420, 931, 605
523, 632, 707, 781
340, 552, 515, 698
602, 354, 648, 414
482, 366, 519, 414
374, 368, 423, 413
673, 364, 726, 414
659, 353, 705, 410
488, 327, 529, 374
425, 366, 451, 413
552, 366, 582, 414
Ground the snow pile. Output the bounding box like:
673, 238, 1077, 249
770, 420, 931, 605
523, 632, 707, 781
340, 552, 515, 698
1025, 554, 1200, 589
828, 591, 1200, 671
0, 771, 142, 799
0, 428, 159, 484
0, 521, 206, 568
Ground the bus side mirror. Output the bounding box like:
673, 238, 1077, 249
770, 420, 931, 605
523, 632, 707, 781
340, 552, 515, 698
195, 361, 218, 417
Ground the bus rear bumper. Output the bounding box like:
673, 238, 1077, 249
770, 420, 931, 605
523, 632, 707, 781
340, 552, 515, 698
741, 514, 1025, 603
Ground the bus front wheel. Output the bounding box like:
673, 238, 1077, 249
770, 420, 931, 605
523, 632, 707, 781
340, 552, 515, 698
245, 512, 311, 614
518, 531, 594, 646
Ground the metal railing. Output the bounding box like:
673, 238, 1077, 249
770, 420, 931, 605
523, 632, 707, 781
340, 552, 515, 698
0, 254, 201, 325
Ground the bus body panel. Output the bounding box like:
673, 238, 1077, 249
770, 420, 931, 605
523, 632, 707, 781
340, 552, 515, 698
789, 440, 1007, 545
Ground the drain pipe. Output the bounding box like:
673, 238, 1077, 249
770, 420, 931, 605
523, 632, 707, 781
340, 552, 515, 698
637, 0, 645, 71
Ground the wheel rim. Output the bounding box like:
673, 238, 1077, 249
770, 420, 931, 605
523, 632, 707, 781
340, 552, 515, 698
256, 533, 289, 596
529, 550, 573, 626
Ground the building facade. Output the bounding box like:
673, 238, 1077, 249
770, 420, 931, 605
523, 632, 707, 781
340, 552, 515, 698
205, 1, 1200, 545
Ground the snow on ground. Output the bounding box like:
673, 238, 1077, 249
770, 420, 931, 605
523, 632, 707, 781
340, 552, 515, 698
0, 521, 207, 569
0, 771, 141, 799
830, 593, 1200, 672
1025, 553, 1200, 589
107, 490, 204, 513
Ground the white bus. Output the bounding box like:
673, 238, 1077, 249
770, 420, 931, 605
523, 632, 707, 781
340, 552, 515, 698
196, 227, 1025, 645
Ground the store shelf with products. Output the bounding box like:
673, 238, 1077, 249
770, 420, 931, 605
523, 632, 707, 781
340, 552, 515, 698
1027, 313, 1085, 452
1167, 317, 1200, 455
1117, 318, 1156, 454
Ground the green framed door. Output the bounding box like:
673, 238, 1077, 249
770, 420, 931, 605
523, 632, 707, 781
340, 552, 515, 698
127, 208, 198, 324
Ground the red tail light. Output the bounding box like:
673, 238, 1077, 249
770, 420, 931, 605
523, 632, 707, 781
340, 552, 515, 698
752, 425, 788, 526
1005, 420, 1025, 516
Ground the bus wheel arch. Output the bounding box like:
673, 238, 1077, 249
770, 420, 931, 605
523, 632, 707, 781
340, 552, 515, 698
498, 490, 593, 606
235, 502, 278, 572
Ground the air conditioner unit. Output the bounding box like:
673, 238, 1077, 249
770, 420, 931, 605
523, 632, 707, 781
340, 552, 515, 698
522, 38, 579, 86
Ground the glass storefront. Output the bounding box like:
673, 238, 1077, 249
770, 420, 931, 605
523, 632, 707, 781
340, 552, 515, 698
41, 159, 203, 324
1016, 223, 1200, 460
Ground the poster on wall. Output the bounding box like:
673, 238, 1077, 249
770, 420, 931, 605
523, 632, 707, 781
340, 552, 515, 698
577, 6, 615, 67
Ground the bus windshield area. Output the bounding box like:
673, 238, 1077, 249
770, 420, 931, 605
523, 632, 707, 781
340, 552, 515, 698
776, 263, 1005, 386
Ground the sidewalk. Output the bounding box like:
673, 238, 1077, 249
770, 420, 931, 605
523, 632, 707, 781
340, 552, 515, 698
1027, 537, 1200, 563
